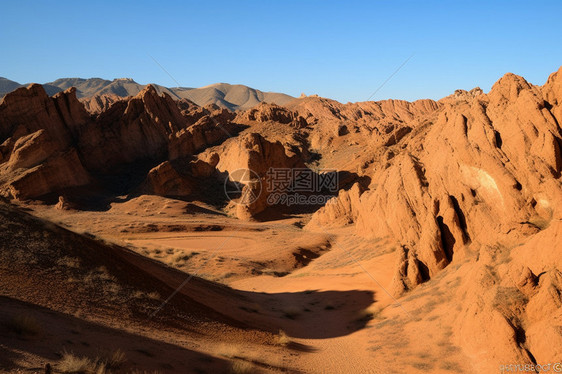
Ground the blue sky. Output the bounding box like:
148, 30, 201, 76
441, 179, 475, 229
1, 0, 561, 102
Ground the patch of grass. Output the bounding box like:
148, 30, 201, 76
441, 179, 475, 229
230, 360, 254, 374
217, 344, 241, 359
145, 291, 160, 300
57, 256, 81, 268
420, 298, 440, 313
132, 290, 160, 301
104, 349, 126, 370
6, 314, 42, 336
275, 330, 291, 347
492, 286, 528, 312
440, 360, 462, 371
410, 361, 434, 370
441, 326, 454, 338
59, 351, 95, 373
444, 345, 461, 354
58, 349, 126, 374
84, 266, 117, 285
436, 339, 449, 347
173, 251, 199, 264
373, 318, 398, 329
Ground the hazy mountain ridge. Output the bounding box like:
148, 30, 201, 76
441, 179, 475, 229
0, 77, 294, 110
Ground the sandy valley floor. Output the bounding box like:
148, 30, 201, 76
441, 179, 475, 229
1, 194, 472, 374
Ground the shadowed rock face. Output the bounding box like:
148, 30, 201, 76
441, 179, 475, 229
0, 84, 244, 200
80, 94, 123, 115
77, 84, 189, 172
0, 85, 92, 199
200, 132, 306, 220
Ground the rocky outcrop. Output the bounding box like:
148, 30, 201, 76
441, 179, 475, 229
283, 96, 440, 158
78, 85, 189, 172
300, 68, 562, 371
139, 153, 220, 200
141, 161, 195, 197
6, 148, 91, 200
209, 133, 305, 219
287, 96, 440, 126
0, 83, 240, 200
55, 195, 75, 210
238, 102, 308, 128
440, 87, 484, 103
5, 130, 63, 171
0, 85, 89, 148
0, 85, 92, 199
305, 183, 364, 229
80, 94, 123, 115
168, 110, 239, 161
308, 69, 562, 292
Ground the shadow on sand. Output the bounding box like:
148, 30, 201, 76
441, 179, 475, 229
0, 296, 232, 373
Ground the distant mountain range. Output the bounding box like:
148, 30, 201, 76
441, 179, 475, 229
0, 77, 294, 111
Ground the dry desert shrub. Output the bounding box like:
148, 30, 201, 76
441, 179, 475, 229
59, 349, 126, 374
57, 256, 82, 268
410, 361, 434, 371
131, 290, 161, 301
173, 251, 199, 266
83, 268, 115, 285
104, 349, 126, 369
275, 330, 291, 346
440, 360, 462, 371
492, 286, 528, 312
59, 351, 96, 373
230, 360, 255, 374
217, 343, 242, 359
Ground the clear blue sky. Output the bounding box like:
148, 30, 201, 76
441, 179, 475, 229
1, 0, 561, 102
